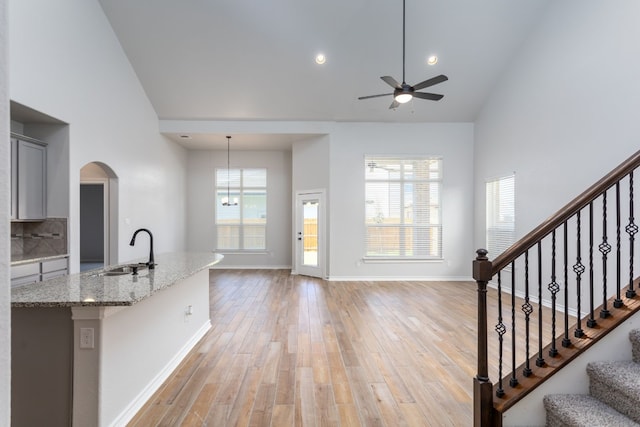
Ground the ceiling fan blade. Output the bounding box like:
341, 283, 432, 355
381, 76, 401, 89
412, 74, 448, 91
389, 100, 400, 109
358, 93, 393, 100
413, 92, 444, 101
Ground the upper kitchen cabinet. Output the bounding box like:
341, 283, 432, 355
10, 101, 70, 220
11, 133, 47, 220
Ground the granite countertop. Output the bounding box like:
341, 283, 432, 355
11, 252, 224, 308
11, 253, 69, 266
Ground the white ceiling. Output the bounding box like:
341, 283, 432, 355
98, 0, 551, 149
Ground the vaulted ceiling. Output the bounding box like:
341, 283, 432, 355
98, 0, 551, 148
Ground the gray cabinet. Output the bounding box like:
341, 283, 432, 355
10, 138, 17, 219
11, 257, 69, 287
11, 133, 47, 220
11, 262, 41, 287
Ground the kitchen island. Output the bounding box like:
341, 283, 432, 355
11, 252, 223, 427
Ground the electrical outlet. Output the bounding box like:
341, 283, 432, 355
80, 328, 94, 349
184, 305, 193, 323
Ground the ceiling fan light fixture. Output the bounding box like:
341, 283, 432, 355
395, 93, 413, 103
356, 0, 448, 109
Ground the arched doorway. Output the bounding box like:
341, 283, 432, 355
80, 162, 118, 271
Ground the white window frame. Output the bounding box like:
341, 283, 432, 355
364, 156, 443, 261
215, 168, 267, 251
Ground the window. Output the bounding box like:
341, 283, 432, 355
364, 156, 442, 259
215, 168, 267, 250
486, 175, 515, 258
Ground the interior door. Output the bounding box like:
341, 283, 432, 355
295, 191, 324, 278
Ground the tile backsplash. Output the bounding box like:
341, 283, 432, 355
11, 218, 68, 260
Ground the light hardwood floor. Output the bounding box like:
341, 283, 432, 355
128, 269, 559, 426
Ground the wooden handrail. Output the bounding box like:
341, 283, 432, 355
491, 149, 640, 274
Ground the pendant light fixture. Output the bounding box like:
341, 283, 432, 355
221, 135, 238, 206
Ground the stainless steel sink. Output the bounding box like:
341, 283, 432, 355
91, 263, 149, 277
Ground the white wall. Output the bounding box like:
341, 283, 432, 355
474, 0, 640, 252
291, 135, 331, 271
9, 0, 188, 273
0, 0, 10, 423
292, 135, 331, 191
328, 122, 474, 280
187, 149, 293, 268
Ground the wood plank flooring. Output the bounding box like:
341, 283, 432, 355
128, 269, 560, 427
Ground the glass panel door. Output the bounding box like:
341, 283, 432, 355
302, 200, 319, 267
296, 191, 324, 278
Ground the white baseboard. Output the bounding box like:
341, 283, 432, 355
210, 265, 292, 270
108, 320, 212, 427
327, 276, 473, 282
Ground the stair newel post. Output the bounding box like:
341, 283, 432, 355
473, 249, 495, 427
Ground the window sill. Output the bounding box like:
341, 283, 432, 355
214, 251, 269, 255
361, 257, 444, 264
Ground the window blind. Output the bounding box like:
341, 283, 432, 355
364, 156, 442, 259
215, 168, 267, 250
486, 175, 515, 258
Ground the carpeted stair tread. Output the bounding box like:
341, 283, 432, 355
588, 360, 640, 423
630, 329, 640, 363
588, 361, 640, 397
544, 394, 639, 426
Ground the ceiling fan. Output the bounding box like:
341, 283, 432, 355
358, 0, 448, 110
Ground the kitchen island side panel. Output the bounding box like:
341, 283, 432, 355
12, 307, 73, 427
73, 268, 211, 426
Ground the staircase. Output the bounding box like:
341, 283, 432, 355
544, 329, 640, 426
473, 150, 640, 427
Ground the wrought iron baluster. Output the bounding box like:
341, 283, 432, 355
587, 202, 597, 328
599, 191, 612, 318
495, 271, 505, 397
510, 261, 518, 387
574, 210, 585, 338
627, 171, 638, 298
548, 230, 559, 357
536, 242, 545, 367
522, 251, 533, 376
615, 182, 623, 308
562, 222, 571, 347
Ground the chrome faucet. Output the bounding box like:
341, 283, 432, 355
129, 228, 155, 269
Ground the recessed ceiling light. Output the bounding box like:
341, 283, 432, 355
315, 53, 326, 65
179, 135, 192, 139
427, 55, 438, 65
